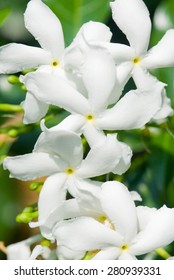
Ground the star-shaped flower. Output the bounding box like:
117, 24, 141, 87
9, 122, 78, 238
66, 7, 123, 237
53, 181, 174, 260
23, 45, 163, 145
0, 0, 112, 124
101, 0, 174, 119
4, 129, 131, 228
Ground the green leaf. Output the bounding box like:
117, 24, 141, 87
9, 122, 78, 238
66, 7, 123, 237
45, 0, 110, 45
0, 8, 11, 26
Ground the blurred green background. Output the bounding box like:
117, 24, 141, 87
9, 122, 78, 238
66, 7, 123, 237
0, 0, 174, 259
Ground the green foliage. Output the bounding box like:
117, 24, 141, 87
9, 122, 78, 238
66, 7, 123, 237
45, 0, 111, 45
0, 7, 11, 26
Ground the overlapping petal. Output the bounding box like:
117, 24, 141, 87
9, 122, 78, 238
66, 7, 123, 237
136, 206, 157, 231
23, 72, 90, 115
35, 198, 99, 240
112, 142, 132, 175
38, 173, 67, 226
100, 43, 135, 63
81, 46, 116, 112
92, 247, 120, 260
64, 21, 112, 72
153, 90, 173, 120
34, 129, 83, 167
53, 217, 123, 251
57, 246, 85, 260
21, 92, 49, 124
24, 0, 64, 59
96, 84, 163, 130
110, 0, 151, 54
132, 67, 173, 119
131, 206, 174, 255
100, 182, 137, 242
77, 134, 122, 178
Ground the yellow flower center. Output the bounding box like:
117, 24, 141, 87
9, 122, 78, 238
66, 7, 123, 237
51, 60, 60, 67
85, 114, 95, 122
65, 167, 75, 175
132, 56, 141, 64
121, 244, 129, 251
98, 215, 115, 230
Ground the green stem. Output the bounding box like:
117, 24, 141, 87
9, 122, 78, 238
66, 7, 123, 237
155, 248, 171, 259
73, 0, 82, 36
0, 103, 23, 113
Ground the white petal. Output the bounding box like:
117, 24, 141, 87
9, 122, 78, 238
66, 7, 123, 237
24, 0, 64, 58
153, 89, 173, 120
101, 43, 135, 63
83, 124, 106, 147
119, 252, 137, 260
112, 142, 132, 175
96, 84, 163, 130
67, 178, 102, 214
0, 43, 51, 74
48, 114, 85, 133
34, 129, 83, 167
57, 246, 85, 260
7, 241, 31, 260
21, 92, 48, 124
23, 72, 90, 115
132, 66, 166, 91
132, 69, 173, 120
136, 206, 157, 231
111, 0, 151, 54
29, 245, 44, 260
3, 152, 65, 181
77, 134, 122, 178
38, 173, 67, 225
131, 205, 174, 255
116, 62, 133, 91
81, 46, 116, 112
130, 191, 142, 202
33, 198, 98, 240
64, 21, 112, 72
92, 247, 120, 260
100, 181, 137, 242
143, 29, 174, 69
53, 217, 123, 251
74, 21, 112, 44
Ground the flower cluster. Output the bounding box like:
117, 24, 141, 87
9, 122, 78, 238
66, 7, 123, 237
1, 0, 174, 260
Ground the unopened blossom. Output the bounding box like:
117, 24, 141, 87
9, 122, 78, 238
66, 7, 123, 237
23, 46, 164, 145
53, 181, 174, 260
0, 0, 112, 123
4, 129, 131, 227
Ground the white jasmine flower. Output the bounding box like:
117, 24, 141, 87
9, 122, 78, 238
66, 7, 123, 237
23, 46, 163, 143
100, 0, 174, 119
53, 181, 174, 260
3, 129, 130, 227
35, 180, 141, 243
0, 0, 111, 124
107, 0, 174, 85
0, 0, 64, 74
